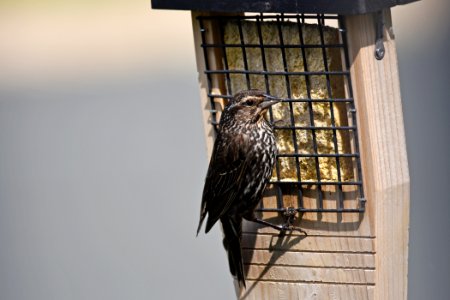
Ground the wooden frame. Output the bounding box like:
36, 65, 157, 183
345, 10, 410, 300
192, 9, 409, 300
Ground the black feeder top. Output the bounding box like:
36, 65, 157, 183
151, 0, 419, 15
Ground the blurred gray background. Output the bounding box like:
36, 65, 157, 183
0, 0, 448, 299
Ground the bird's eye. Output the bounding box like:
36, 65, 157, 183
243, 99, 255, 106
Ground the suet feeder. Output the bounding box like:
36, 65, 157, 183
151, 1, 415, 299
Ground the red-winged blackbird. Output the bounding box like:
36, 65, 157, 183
197, 89, 290, 287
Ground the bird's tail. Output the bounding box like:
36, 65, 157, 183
221, 217, 246, 288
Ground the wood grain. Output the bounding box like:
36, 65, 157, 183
241, 233, 374, 253
345, 10, 410, 300
245, 265, 375, 284
243, 250, 375, 268
238, 282, 374, 300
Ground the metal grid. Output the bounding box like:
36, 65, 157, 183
197, 13, 366, 214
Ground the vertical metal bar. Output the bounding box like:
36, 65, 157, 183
237, 17, 251, 89
276, 15, 304, 211
256, 14, 283, 210
256, 15, 271, 95
198, 17, 219, 131
317, 14, 344, 211
297, 14, 324, 210
338, 15, 366, 210
218, 19, 233, 95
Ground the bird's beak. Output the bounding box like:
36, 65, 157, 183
259, 95, 282, 110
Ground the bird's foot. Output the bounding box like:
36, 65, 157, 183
249, 217, 307, 236
279, 207, 307, 235
280, 224, 307, 236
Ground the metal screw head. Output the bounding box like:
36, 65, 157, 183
375, 40, 385, 60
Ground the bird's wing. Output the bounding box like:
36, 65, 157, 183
197, 133, 249, 234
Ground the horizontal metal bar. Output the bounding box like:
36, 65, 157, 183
255, 208, 364, 213
269, 180, 362, 185
277, 153, 359, 158
201, 43, 345, 49
205, 69, 350, 76
274, 98, 355, 103
208, 94, 233, 99
207, 94, 355, 103
274, 125, 356, 130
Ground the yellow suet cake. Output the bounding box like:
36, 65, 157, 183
223, 20, 353, 182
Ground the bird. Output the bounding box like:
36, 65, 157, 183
196, 89, 301, 287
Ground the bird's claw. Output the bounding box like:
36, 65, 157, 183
280, 224, 308, 236
278, 207, 307, 235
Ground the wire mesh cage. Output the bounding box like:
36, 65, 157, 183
197, 13, 365, 221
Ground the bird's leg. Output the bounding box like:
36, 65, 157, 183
245, 208, 307, 236
249, 217, 286, 231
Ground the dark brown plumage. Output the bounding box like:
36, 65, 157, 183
196, 89, 281, 287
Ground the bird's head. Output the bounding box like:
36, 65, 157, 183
222, 89, 281, 124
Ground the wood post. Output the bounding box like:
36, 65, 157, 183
345, 9, 410, 300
